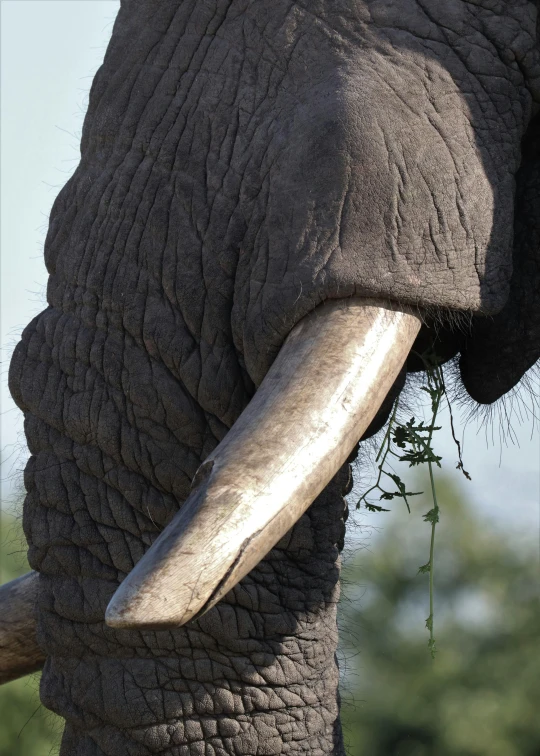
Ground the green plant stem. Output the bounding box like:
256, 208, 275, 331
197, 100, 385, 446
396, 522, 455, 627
427, 458, 438, 657
376, 401, 399, 463
357, 401, 403, 511
425, 367, 443, 658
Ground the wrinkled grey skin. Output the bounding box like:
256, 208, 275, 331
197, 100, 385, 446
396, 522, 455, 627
8, 1, 540, 753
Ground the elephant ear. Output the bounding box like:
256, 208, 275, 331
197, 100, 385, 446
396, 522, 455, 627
459, 111, 540, 404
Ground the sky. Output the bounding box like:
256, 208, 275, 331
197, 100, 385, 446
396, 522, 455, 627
1, 0, 120, 497
1, 1, 539, 556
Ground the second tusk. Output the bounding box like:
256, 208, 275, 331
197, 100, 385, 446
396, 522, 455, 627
0, 571, 45, 685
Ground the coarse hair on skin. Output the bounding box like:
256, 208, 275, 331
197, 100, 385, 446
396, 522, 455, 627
445, 355, 540, 450
350, 348, 540, 504
418, 300, 475, 337
390, 290, 540, 451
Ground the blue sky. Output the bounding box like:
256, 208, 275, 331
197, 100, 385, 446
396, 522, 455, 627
1, 1, 538, 554
1, 0, 120, 497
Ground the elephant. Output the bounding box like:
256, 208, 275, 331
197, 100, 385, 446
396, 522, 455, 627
1, 0, 539, 753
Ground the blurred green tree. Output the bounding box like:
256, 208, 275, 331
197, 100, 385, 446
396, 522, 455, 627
0, 510, 62, 755
339, 475, 540, 756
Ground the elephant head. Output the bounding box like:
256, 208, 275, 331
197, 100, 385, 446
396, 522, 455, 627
2, 1, 539, 753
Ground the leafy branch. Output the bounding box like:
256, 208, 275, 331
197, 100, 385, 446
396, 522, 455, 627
357, 353, 470, 658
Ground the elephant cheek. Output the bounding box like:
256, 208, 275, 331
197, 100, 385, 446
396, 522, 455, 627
459, 112, 540, 405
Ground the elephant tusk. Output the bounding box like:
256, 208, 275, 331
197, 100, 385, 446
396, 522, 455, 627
106, 299, 421, 629
0, 571, 45, 684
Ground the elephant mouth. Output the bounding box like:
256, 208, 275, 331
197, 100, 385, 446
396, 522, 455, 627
104, 298, 421, 629
0, 297, 420, 675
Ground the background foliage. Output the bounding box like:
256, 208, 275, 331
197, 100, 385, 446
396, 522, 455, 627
0, 509, 63, 755
0, 474, 538, 754
339, 475, 540, 755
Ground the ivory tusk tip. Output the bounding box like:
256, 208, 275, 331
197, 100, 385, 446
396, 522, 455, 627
105, 610, 192, 631
104, 602, 171, 631
105, 575, 199, 630
104, 603, 135, 630
104, 594, 175, 630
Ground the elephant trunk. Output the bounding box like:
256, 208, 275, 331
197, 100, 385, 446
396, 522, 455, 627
0, 299, 419, 700
0, 299, 420, 700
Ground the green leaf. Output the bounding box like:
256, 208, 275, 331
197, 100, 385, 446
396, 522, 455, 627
392, 426, 410, 447
423, 508, 440, 524
365, 503, 391, 513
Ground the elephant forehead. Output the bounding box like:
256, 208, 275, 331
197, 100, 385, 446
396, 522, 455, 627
42, 0, 539, 391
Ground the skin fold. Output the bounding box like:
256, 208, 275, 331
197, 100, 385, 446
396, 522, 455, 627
6, 1, 540, 753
